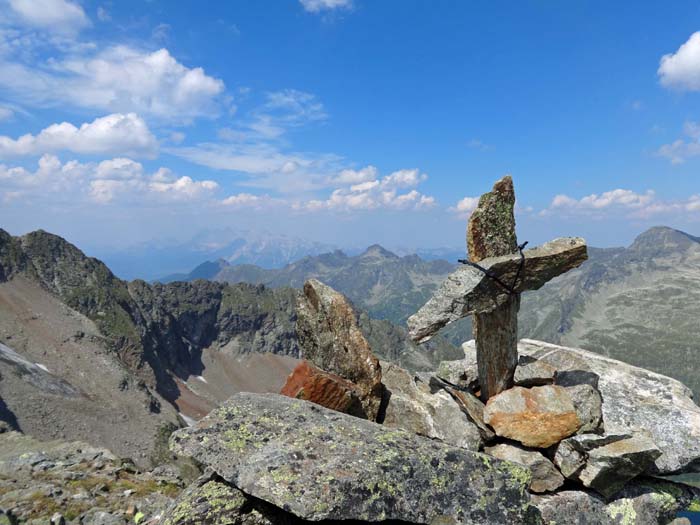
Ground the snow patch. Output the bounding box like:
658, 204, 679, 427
35, 363, 49, 372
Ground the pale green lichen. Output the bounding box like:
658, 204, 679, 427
688, 499, 700, 512
606, 498, 636, 525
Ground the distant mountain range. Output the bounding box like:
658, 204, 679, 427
95, 229, 338, 281
519, 226, 700, 399
168, 226, 700, 399
0, 229, 460, 464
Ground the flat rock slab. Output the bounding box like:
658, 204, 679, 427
408, 238, 587, 343
280, 360, 365, 417
170, 393, 536, 525
483, 385, 581, 448
485, 443, 564, 493
296, 279, 383, 420
519, 339, 700, 474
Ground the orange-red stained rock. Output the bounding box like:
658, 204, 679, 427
483, 385, 581, 448
280, 360, 365, 417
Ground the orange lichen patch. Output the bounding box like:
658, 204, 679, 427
280, 360, 365, 417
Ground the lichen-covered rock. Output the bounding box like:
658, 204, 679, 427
407, 238, 587, 343
514, 357, 556, 387
170, 393, 537, 525
531, 481, 690, 525
381, 361, 482, 451
483, 385, 581, 448
485, 443, 563, 493
161, 473, 289, 525
519, 339, 700, 474
296, 279, 383, 420
280, 360, 365, 417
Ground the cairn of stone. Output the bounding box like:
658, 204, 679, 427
161, 177, 700, 525
408, 175, 587, 400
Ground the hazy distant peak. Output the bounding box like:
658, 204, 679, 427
360, 244, 398, 259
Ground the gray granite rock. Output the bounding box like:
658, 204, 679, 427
554, 433, 635, 480
519, 339, 700, 474
566, 383, 604, 434
381, 361, 482, 451
407, 238, 587, 343
438, 381, 496, 442
514, 357, 556, 387
485, 443, 564, 493
436, 342, 479, 390
170, 392, 537, 525
578, 433, 662, 497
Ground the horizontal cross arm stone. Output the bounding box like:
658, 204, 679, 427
407, 237, 587, 343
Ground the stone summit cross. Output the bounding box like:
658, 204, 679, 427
407, 176, 587, 401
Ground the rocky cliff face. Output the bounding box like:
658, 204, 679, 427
0, 229, 300, 404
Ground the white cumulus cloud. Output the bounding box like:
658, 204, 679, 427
298, 168, 435, 212
0, 113, 158, 158
658, 32, 700, 91
449, 196, 480, 218
0, 46, 225, 121
0, 154, 218, 204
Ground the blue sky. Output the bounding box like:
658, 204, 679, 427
1, 0, 700, 257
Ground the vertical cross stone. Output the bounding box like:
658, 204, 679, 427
467, 175, 519, 401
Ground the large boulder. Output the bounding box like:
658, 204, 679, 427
381, 361, 482, 451
485, 443, 564, 493
519, 339, 700, 474
296, 279, 383, 420
483, 385, 581, 448
170, 393, 538, 525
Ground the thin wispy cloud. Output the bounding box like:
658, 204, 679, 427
299, 0, 353, 13
541, 189, 700, 219
656, 121, 700, 164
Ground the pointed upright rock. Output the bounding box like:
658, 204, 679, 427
296, 279, 384, 420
